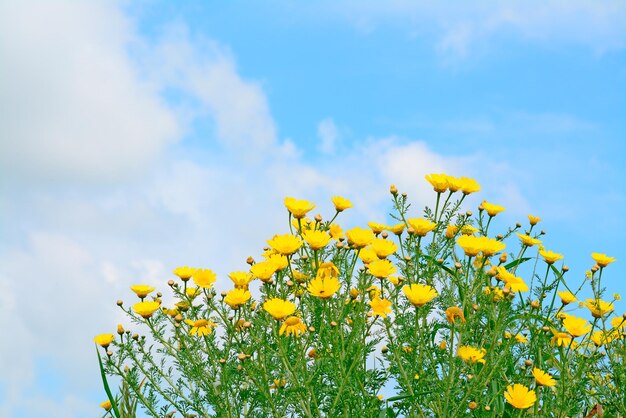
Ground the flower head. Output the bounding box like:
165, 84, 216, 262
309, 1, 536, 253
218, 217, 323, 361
173, 266, 196, 281
368, 259, 397, 278
192, 269, 217, 288
130, 284, 155, 299
557, 290, 577, 305
100, 400, 112, 411
308, 274, 341, 299
591, 253, 616, 268
346, 227, 374, 248
540, 250, 564, 265
250, 261, 277, 282
504, 384, 536, 409
284, 197, 315, 219
528, 215, 541, 225
263, 298, 297, 320
302, 230, 331, 250
94, 334, 115, 348
370, 238, 398, 259
445, 306, 465, 324
267, 234, 303, 256
407, 218, 437, 237
331, 196, 352, 212
133, 301, 161, 319
387, 223, 405, 235
479, 237, 506, 256
456, 235, 482, 257
329, 223, 344, 239
481, 201, 505, 217
458, 177, 480, 194
497, 267, 528, 293
551, 330, 572, 346
229, 271, 254, 289
367, 222, 388, 234
224, 288, 251, 309
532, 368, 555, 387
267, 254, 288, 271
517, 233, 542, 247
279, 316, 307, 337
425, 173, 449, 193
369, 297, 392, 318
585, 298, 614, 318
359, 247, 378, 264
184, 319, 216, 336
562, 315, 592, 337
402, 284, 438, 307
457, 346, 486, 364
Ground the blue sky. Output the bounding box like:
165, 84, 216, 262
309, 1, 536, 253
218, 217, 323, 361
0, 1, 624, 416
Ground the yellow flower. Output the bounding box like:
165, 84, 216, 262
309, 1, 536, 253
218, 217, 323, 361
94, 334, 115, 348
591, 330, 617, 346
532, 368, 556, 387
370, 238, 398, 259
562, 315, 592, 337
446, 175, 462, 192
308, 274, 341, 299
445, 225, 458, 239
130, 284, 155, 299
368, 259, 397, 278
369, 296, 392, 318
387, 223, 405, 235
457, 346, 486, 364
445, 306, 465, 324
292, 217, 314, 231
173, 266, 196, 280
267, 254, 289, 271
407, 218, 437, 237
263, 298, 297, 320
425, 173, 449, 193
303, 230, 331, 250
100, 400, 112, 411
557, 291, 577, 305
456, 235, 483, 257
611, 315, 626, 330
387, 276, 400, 286
497, 267, 528, 293
585, 298, 614, 318
284, 197, 315, 219
192, 269, 217, 288
402, 284, 438, 307
479, 237, 506, 256
517, 233, 542, 247
184, 319, 216, 336
528, 215, 541, 225
223, 288, 251, 309
591, 252, 616, 268
460, 225, 478, 235
229, 271, 254, 289
458, 177, 480, 195
250, 261, 277, 282
279, 316, 307, 337
331, 196, 352, 212
346, 227, 375, 248
481, 200, 505, 217
133, 301, 161, 318
267, 234, 303, 256
359, 247, 379, 264
551, 330, 572, 346
329, 223, 344, 239
186, 287, 201, 298
317, 262, 340, 280
514, 334, 528, 344
367, 222, 388, 234
540, 249, 563, 265
504, 384, 536, 409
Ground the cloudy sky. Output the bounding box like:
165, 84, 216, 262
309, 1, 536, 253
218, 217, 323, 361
1, 1, 624, 416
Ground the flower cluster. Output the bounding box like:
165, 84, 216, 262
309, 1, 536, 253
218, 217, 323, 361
95, 175, 624, 417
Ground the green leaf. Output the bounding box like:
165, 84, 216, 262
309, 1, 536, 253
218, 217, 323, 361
96, 346, 121, 418
504, 257, 531, 270
385, 393, 411, 402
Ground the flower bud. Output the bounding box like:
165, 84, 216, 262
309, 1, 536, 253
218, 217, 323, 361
401, 192, 407, 198
525, 359, 533, 367
468, 402, 478, 410
132, 333, 139, 341
381, 231, 388, 239
117, 324, 124, 335
246, 256, 254, 265
484, 406, 491, 411
455, 262, 462, 270
116, 300, 123, 306
238, 353, 247, 361
531, 300, 540, 309
286, 280, 294, 287
314, 214, 322, 223
308, 326, 316, 332
562, 265, 569, 272
516, 222, 522, 228
350, 288, 359, 299
330, 321, 338, 327
499, 253, 507, 264
219, 358, 226, 364
591, 265, 599, 273
390, 184, 398, 195
466, 211, 472, 217
381, 345, 389, 354
106, 350, 113, 358
472, 304, 479, 312
308, 348, 318, 358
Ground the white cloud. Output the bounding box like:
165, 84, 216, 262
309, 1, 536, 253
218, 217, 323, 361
0, 0, 180, 183
317, 118, 339, 154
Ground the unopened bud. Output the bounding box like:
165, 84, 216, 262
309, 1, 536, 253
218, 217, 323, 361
524, 359, 533, 367
106, 350, 113, 358
308, 326, 316, 332
314, 214, 322, 223
487, 266, 497, 277
404, 255, 412, 262
132, 333, 139, 341
301, 255, 308, 260
381, 231, 388, 239
562, 265, 569, 273
496, 234, 503, 240
117, 324, 124, 335
246, 256, 254, 265
401, 192, 407, 198
286, 280, 294, 287
174, 314, 183, 323
219, 358, 226, 364
540, 230, 546, 235
472, 304, 479, 312
455, 262, 462, 270
116, 299, 123, 306
516, 223, 522, 228
437, 258, 444, 264
350, 288, 359, 299
499, 253, 507, 264
468, 401, 478, 410
466, 211, 472, 217
484, 406, 491, 411
221, 291, 227, 297
336, 242, 344, 248
330, 321, 338, 327
238, 353, 247, 361
308, 348, 318, 358
407, 226, 415, 235
390, 184, 398, 195
531, 300, 540, 309
591, 265, 599, 273
381, 345, 389, 354
167, 280, 175, 287
502, 287, 511, 295
542, 326, 550, 332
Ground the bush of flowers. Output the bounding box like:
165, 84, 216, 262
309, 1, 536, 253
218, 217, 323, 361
95, 174, 624, 417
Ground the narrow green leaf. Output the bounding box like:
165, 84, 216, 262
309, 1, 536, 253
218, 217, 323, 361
504, 257, 531, 270
96, 346, 121, 418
